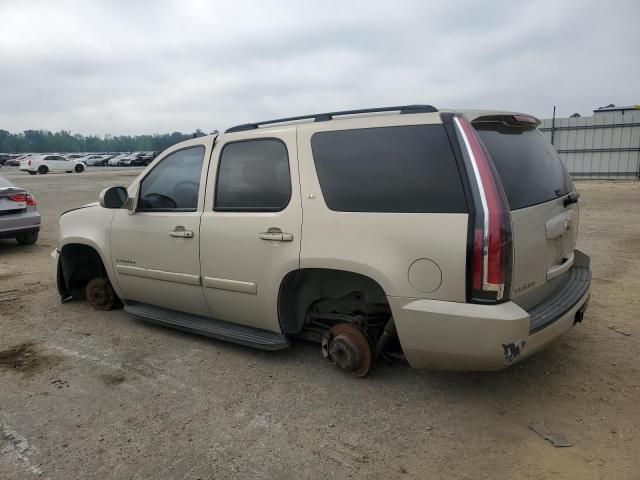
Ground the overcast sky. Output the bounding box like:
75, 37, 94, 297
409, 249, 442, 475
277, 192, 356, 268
1, 0, 638, 135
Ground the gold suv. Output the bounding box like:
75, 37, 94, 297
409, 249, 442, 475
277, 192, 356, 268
53, 105, 591, 376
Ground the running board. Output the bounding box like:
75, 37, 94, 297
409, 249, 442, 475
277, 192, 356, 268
124, 302, 289, 350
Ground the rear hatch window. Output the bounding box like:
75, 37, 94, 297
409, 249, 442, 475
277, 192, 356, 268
474, 125, 573, 210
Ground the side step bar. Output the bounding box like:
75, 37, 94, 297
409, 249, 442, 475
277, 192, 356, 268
124, 302, 289, 350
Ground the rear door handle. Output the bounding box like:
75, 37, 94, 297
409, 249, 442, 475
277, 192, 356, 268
258, 231, 294, 242
169, 228, 194, 238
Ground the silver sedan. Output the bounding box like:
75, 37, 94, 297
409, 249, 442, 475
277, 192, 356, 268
0, 175, 41, 245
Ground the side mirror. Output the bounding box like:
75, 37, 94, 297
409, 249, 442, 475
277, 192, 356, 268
99, 186, 128, 209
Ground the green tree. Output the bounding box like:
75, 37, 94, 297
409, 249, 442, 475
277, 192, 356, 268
0, 129, 204, 154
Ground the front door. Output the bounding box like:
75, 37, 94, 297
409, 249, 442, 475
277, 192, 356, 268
200, 129, 302, 332
46, 155, 68, 171
110, 138, 213, 316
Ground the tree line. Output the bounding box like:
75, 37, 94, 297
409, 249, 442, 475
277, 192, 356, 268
0, 129, 208, 153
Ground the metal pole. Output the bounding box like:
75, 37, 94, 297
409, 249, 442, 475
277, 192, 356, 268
551, 105, 556, 146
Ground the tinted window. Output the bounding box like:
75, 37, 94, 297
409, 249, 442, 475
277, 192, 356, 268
215, 139, 291, 211
475, 126, 573, 210
138, 146, 205, 211
311, 125, 467, 213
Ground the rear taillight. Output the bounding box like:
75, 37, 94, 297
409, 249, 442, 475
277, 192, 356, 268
454, 115, 512, 303
8, 193, 36, 206
28, 160, 32, 166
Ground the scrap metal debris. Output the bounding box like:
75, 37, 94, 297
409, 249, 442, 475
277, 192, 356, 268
608, 325, 632, 337
528, 422, 572, 447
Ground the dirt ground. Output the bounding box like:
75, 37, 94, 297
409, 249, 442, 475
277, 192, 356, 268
0, 167, 638, 480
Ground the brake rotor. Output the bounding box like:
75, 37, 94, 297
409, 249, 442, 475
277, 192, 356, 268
322, 323, 372, 377
85, 277, 117, 311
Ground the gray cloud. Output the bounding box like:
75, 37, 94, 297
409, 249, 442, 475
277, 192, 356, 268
0, 0, 638, 135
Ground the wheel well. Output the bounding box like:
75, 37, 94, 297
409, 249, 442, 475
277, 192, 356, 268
278, 268, 389, 335
59, 244, 107, 299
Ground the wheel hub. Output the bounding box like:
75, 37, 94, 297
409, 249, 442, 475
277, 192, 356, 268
329, 336, 361, 371
85, 278, 116, 311
322, 323, 373, 377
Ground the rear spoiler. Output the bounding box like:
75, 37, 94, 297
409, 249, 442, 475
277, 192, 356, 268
471, 114, 540, 128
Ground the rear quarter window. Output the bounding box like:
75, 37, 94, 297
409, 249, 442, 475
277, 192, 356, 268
310, 125, 468, 213
475, 125, 574, 210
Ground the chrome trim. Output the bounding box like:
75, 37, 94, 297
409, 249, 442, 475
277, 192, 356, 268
547, 252, 575, 281
203, 276, 257, 295
116, 265, 201, 286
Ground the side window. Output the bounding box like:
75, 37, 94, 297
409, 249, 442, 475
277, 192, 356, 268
138, 146, 205, 211
214, 139, 291, 211
310, 125, 468, 213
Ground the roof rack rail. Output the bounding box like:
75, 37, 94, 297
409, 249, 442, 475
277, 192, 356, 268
225, 104, 438, 133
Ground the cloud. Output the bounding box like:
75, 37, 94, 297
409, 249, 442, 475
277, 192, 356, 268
0, 0, 638, 134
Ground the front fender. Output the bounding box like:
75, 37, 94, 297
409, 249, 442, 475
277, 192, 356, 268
57, 206, 122, 297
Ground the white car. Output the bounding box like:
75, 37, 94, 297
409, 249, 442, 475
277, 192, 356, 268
83, 155, 111, 166
108, 154, 132, 166
20, 154, 87, 175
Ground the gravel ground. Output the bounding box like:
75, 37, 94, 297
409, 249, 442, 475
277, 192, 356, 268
0, 166, 638, 479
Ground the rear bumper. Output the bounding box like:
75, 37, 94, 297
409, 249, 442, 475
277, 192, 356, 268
0, 210, 41, 238
390, 252, 591, 371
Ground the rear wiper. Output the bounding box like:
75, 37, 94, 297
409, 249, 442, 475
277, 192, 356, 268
563, 192, 580, 207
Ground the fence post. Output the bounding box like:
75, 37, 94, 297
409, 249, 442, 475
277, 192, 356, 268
551, 105, 556, 146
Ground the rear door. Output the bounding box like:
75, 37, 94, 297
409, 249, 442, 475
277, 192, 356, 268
474, 121, 578, 310
200, 128, 301, 333
46, 155, 69, 171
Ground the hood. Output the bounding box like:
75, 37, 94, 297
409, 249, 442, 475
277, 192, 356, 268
60, 202, 99, 217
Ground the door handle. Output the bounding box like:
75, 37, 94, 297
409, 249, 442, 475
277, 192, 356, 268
169, 228, 194, 238
258, 231, 294, 242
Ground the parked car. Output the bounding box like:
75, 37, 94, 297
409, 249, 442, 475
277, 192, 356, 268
0, 154, 15, 165
120, 155, 146, 167
107, 154, 131, 166
84, 155, 112, 166
20, 154, 86, 174
0, 175, 40, 245
54, 105, 591, 376
5, 154, 34, 166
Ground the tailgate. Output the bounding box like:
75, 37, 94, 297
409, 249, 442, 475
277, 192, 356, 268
510, 198, 578, 309
474, 121, 577, 310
